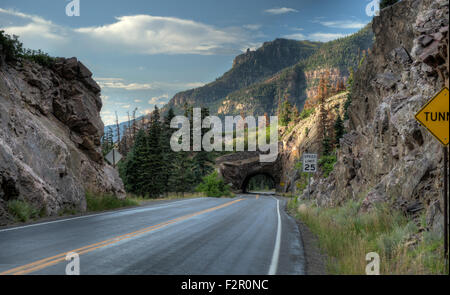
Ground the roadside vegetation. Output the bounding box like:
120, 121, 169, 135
85, 192, 140, 212
7, 200, 44, 222
288, 198, 446, 274
196, 171, 232, 198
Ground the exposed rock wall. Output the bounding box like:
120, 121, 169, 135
0, 54, 125, 225
279, 92, 347, 192
300, 0, 448, 235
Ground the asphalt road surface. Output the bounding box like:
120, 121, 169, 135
0, 194, 305, 275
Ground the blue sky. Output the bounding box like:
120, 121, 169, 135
0, 0, 377, 125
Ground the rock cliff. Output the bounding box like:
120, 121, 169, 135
0, 54, 125, 225
296, 0, 448, 235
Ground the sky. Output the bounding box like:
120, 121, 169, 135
0, 0, 378, 125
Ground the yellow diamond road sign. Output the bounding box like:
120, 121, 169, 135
415, 87, 449, 146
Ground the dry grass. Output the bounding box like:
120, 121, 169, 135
127, 192, 205, 205
288, 197, 447, 275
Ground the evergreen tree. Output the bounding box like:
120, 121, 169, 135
125, 129, 151, 196
279, 99, 293, 126
170, 151, 195, 195
146, 106, 165, 198
160, 107, 176, 195
101, 127, 115, 157
322, 136, 332, 156
334, 115, 345, 147
192, 107, 213, 184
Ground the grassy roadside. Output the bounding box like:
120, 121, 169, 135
5, 192, 205, 224
287, 197, 447, 274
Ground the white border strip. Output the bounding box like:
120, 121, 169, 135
268, 197, 281, 275
0, 198, 204, 233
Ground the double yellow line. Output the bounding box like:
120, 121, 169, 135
0, 198, 242, 275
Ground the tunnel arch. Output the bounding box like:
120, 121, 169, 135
241, 172, 276, 193
216, 151, 283, 193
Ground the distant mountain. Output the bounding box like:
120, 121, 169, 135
163, 24, 374, 117
163, 38, 321, 115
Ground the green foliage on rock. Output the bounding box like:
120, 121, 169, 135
380, 0, 399, 9
0, 30, 55, 67
319, 154, 337, 178
299, 108, 315, 120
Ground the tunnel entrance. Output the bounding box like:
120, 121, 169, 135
242, 173, 276, 193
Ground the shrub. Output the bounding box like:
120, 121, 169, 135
380, 0, 399, 9
0, 30, 23, 62
319, 154, 337, 178
85, 192, 139, 212
196, 171, 231, 198
0, 31, 55, 67
299, 108, 315, 120
7, 200, 39, 222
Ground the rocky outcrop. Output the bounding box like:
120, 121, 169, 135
0, 55, 125, 225
298, 0, 448, 235
279, 92, 347, 192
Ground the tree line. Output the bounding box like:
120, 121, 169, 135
101, 105, 215, 198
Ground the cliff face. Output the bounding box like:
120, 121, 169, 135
0, 54, 125, 225
279, 92, 348, 190
299, 0, 448, 235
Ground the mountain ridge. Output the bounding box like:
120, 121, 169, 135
162, 24, 374, 117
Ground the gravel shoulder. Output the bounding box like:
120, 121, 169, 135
285, 204, 327, 275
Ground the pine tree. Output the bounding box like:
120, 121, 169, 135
170, 151, 195, 196
334, 115, 345, 147
279, 99, 292, 126
160, 107, 176, 195
322, 136, 332, 156
124, 129, 151, 196
192, 107, 213, 184
145, 106, 165, 198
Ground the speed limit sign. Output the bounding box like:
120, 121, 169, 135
302, 153, 317, 173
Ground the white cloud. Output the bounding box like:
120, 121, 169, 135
291, 27, 304, 31
1, 9, 254, 56
308, 32, 347, 42
134, 99, 142, 103
101, 95, 109, 102
0, 8, 68, 47
264, 7, 298, 15
75, 15, 248, 55
283, 33, 306, 40
243, 24, 262, 31
96, 77, 205, 91
149, 94, 169, 105
121, 104, 131, 109
97, 80, 155, 91
318, 20, 367, 29
284, 32, 346, 42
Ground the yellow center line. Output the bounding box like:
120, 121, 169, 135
1, 198, 243, 275
256, 195, 259, 200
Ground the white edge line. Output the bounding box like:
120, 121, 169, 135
0, 198, 204, 233
268, 197, 281, 275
